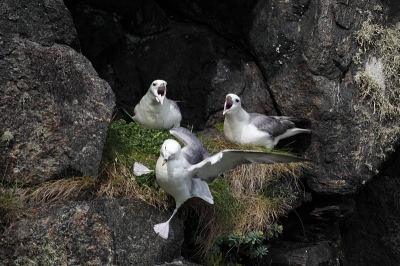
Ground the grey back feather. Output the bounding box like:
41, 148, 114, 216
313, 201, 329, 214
249, 113, 295, 137
169, 100, 181, 113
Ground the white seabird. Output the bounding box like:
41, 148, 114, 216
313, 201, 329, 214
133, 80, 182, 129
139, 127, 310, 239
223, 93, 311, 149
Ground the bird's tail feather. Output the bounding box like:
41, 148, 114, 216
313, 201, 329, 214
133, 162, 153, 176
277, 128, 310, 140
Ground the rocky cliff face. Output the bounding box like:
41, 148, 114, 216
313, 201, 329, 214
0, 0, 114, 185
1, 0, 399, 265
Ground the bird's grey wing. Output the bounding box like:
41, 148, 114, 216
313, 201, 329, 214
188, 150, 311, 183
169, 127, 211, 165
249, 113, 295, 137
169, 99, 181, 113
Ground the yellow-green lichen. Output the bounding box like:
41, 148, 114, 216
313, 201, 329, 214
1, 131, 14, 146
352, 8, 400, 171
353, 11, 400, 120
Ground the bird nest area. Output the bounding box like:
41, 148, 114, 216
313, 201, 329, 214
2, 119, 309, 262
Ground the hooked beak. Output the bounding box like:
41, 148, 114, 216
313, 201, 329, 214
223, 95, 233, 115
156, 84, 166, 104
162, 158, 168, 166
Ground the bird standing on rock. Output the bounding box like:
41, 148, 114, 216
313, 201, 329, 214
223, 93, 310, 149
138, 127, 311, 239
133, 80, 182, 129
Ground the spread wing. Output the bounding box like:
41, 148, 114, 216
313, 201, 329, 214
169, 127, 211, 165
187, 150, 311, 183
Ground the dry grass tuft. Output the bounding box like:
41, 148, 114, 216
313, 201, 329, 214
228, 163, 304, 196
235, 195, 285, 233
23, 177, 96, 204
97, 160, 169, 210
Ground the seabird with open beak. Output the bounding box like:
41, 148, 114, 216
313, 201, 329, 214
133, 80, 182, 129
223, 93, 311, 149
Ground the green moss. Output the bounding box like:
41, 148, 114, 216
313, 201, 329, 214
215, 122, 224, 133
103, 119, 173, 188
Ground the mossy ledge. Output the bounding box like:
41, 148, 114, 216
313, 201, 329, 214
1, 119, 309, 264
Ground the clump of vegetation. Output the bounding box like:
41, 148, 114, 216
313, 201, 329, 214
180, 134, 306, 264
0, 183, 21, 225
215, 122, 224, 133
24, 177, 97, 204
352, 8, 400, 163
205, 222, 284, 265
354, 71, 395, 120
1, 131, 14, 147
353, 9, 400, 120
97, 119, 172, 207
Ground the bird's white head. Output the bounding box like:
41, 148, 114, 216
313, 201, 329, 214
223, 93, 241, 115
160, 139, 181, 166
150, 79, 167, 105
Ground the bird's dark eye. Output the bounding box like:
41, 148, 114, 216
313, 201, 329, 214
235, 99, 239, 103
153, 83, 157, 86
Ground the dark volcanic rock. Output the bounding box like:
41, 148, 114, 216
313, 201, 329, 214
0, 0, 79, 49
64, 0, 170, 59
263, 241, 340, 266
93, 21, 274, 130
155, 0, 259, 43
341, 155, 400, 265
244, 1, 400, 206
0, 198, 184, 265
0, 38, 115, 184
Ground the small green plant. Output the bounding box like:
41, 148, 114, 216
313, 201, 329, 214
0, 182, 21, 225
215, 122, 224, 133
1, 131, 14, 147
209, 222, 283, 264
